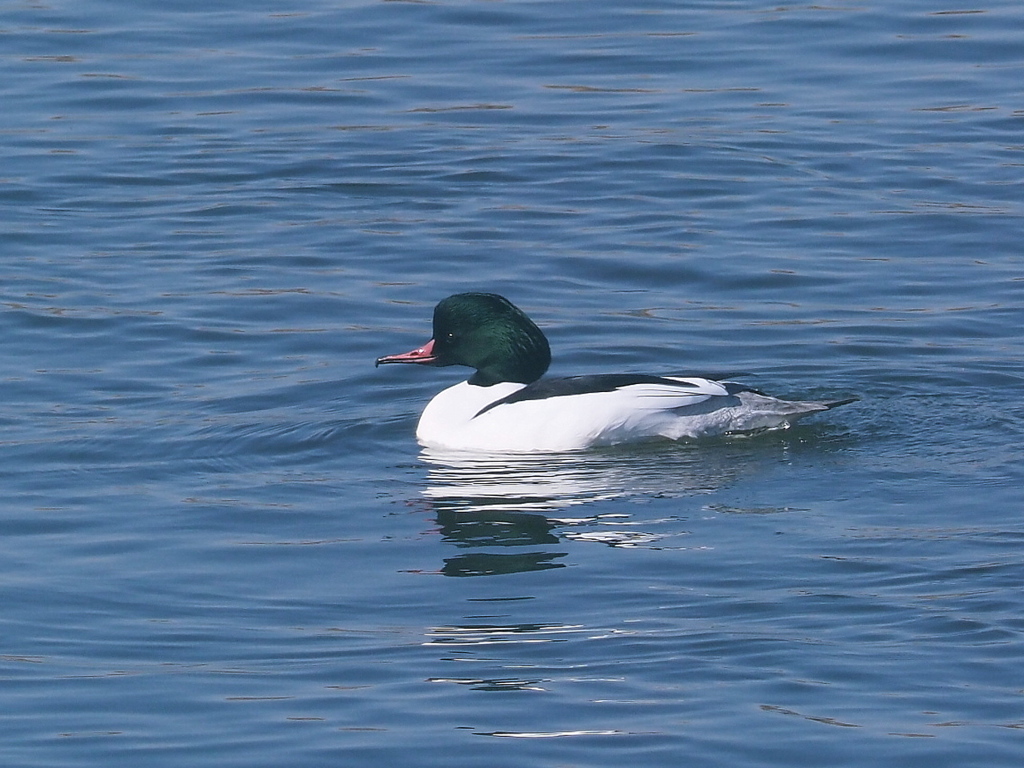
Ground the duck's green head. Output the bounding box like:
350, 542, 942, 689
376, 293, 551, 386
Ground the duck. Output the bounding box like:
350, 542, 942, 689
376, 292, 854, 453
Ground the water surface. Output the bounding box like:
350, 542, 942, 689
2, 1, 1023, 766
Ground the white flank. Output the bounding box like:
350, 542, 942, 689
415, 379, 832, 453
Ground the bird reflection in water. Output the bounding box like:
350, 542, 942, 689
422, 449, 578, 576
419, 443, 745, 576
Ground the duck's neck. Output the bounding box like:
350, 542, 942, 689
467, 347, 549, 387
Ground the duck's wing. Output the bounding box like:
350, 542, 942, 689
475, 374, 744, 417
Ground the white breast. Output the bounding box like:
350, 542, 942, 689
415, 381, 527, 450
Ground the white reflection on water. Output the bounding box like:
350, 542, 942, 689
419, 441, 749, 516
418, 443, 748, 574
420, 449, 623, 513
417, 437, 828, 574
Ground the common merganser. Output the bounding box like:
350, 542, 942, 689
377, 293, 854, 452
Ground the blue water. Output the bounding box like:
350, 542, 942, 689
3, 1, 1023, 765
